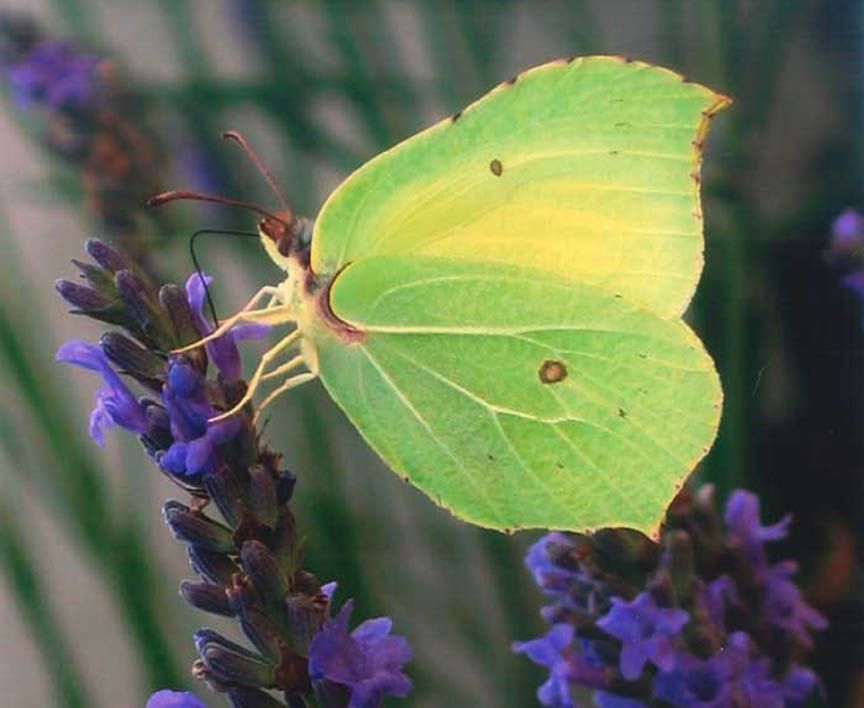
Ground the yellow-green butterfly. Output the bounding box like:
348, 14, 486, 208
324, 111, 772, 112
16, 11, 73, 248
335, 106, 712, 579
166, 56, 729, 536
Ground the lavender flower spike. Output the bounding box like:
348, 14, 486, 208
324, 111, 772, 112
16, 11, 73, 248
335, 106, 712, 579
56, 241, 412, 704
56, 338, 148, 445
145, 690, 205, 708
515, 488, 826, 706
309, 599, 412, 708
7, 39, 101, 112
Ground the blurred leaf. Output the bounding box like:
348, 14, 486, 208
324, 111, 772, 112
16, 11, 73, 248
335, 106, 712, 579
0, 503, 91, 708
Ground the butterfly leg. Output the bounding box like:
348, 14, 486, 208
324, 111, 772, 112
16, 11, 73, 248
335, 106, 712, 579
261, 354, 305, 381
172, 285, 287, 353
252, 372, 318, 424
208, 329, 302, 422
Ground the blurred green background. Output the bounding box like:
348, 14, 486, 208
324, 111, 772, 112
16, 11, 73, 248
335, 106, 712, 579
0, 1, 862, 706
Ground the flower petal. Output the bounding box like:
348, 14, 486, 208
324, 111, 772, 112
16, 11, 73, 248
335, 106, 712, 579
352, 617, 392, 645
619, 641, 648, 681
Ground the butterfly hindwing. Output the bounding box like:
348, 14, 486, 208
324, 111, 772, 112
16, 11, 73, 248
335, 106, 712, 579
313, 256, 721, 533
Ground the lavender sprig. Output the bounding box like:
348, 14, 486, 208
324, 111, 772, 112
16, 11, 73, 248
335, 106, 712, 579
56, 238, 412, 707
515, 487, 827, 707
827, 208, 864, 304
1, 14, 165, 253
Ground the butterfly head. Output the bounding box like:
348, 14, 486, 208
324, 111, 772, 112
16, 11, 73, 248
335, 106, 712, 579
258, 210, 312, 274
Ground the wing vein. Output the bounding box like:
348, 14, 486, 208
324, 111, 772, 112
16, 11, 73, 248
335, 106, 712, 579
359, 344, 508, 525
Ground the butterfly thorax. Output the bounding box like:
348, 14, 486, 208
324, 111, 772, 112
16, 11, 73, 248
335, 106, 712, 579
260, 211, 364, 359
291, 262, 365, 349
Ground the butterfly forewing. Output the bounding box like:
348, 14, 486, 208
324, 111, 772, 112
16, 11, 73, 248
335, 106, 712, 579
311, 56, 729, 318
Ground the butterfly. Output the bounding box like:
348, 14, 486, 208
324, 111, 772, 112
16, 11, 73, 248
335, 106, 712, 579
155, 56, 729, 536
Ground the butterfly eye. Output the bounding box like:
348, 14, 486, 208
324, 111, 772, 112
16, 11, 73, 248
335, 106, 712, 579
259, 216, 292, 257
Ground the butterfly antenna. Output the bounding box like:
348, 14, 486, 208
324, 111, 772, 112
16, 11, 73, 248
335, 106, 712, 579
189, 228, 261, 328
222, 131, 291, 213
147, 190, 288, 225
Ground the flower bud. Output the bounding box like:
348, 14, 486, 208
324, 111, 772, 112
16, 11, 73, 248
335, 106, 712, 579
268, 511, 297, 570
188, 545, 238, 585
180, 580, 234, 617
284, 592, 329, 651
647, 568, 675, 607
73, 257, 116, 289
139, 400, 173, 456
241, 540, 289, 605
192, 657, 231, 693
196, 629, 274, 687
55, 278, 114, 311
248, 466, 277, 528
116, 269, 171, 346
85, 237, 127, 272
159, 283, 200, 350
204, 463, 248, 528
238, 605, 283, 664
662, 529, 696, 603
162, 501, 235, 553
99, 331, 165, 385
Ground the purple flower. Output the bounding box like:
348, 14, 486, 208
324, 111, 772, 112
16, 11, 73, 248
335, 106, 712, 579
7, 39, 101, 111
653, 651, 728, 706
308, 599, 412, 708
514, 627, 574, 706
55, 339, 148, 445
525, 533, 584, 597
830, 208, 864, 253
158, 361, 240, 477
841, 270, 864, 300
145, 690, 205, 708
724, 490, 791, 569
653, 633, 795, 708
596, 592, 688, 681
513, 628, 608, 707
513, 624, 578, 707
736, 659, 786, 708
653, 632, 746, 707
762, 560, 828, 647
185, 273, 269, 382
783, 666, 823, 706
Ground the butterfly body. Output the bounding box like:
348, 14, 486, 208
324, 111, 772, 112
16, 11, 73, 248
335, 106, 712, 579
195, 56, 728, 535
